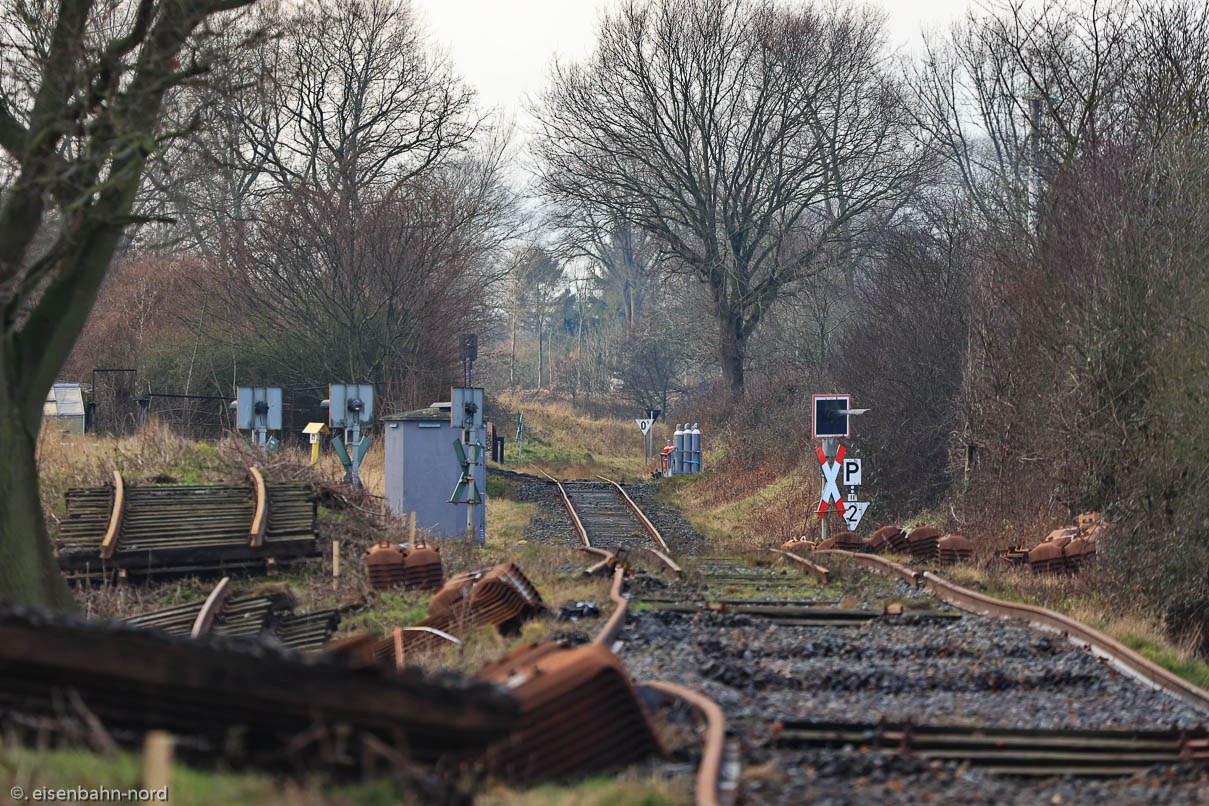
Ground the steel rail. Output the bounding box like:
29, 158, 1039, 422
99, 470, 125, 560
593, 566, 629, 647
189, 577, 230, 638
544, 472, 681, 575
596, 475, 672, 553
248, 467, 269, 547
540, 471, 592, 547
775, 718, 1208, 775
812, 549, 922, 585
641, 680, 732, 806
769, 548, 831, 584
580, 546, 615, 576
815, 549, 1209, 712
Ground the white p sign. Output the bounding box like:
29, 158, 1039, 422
842, 458, 862, 486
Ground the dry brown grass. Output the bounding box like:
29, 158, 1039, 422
494, 392, 652, 480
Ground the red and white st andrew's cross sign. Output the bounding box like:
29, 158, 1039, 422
816, 443, 846, 517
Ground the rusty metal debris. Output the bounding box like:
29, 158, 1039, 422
475, 641, 663, 783
367, 543, 445, 592
428, 563, 544, 633
831, 530, 865, 551
57, 474, 319, 581
354, 563, 546, 661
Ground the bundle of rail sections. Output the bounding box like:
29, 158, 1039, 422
55, 470, 319, 581
0, 604, 517, 769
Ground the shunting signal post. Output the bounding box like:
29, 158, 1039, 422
812, 394, 869, 543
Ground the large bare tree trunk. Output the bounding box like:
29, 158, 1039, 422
0, 346, 75, 609
718, 307, 747, 395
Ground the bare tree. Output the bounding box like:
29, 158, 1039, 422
205, 0, 514, 404
533, 0, 920, 395
242, 0, 478, 203
0, 0, 259, 608
907, 0, 1134, 230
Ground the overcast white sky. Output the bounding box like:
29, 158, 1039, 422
417, 0, 978, 129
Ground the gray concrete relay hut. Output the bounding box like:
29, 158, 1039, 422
383, 403, 486, 542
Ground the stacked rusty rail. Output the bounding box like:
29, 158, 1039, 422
775, 719, 1209, 776
125, 581, 339, 651
56, 472, 319, 580
0, 603, 517, 769
352, 563, 546, 663
366, 543, 445, 592
476, 641, 663, 783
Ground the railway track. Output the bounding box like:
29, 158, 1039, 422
538, 474, 1209, 806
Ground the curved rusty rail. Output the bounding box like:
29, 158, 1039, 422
593, 566, 629, 647
641, 680, 732, 806
189, 576, 230, 638
769, 548, 831, 584
922, 571, 1209, 712
248, 466, 269, 547
99, 470, 125, 560
812, 549, 922, 585
814, 549, 1209, 712
580, 546, 615, 576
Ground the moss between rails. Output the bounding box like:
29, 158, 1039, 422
0, 744, 404, 806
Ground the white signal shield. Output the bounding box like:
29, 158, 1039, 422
841, 458, 862, 486
843, 501, 870, 530
820, 459, 842, 504
635, 418, 654, 435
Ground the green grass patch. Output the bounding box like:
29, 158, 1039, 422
340, 590, 430, 636
0, 744, 405, 806
478, 771, 689, 806
1119, 635, 1209, 690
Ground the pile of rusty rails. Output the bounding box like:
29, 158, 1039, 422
366, 542, 445, 592
0, 603, 518, 771
999, 513, 1105, 573
790, 525, 974, 568
774, 719, 1209, 776
124, 577, 340, 651
333, 563, 548, 665
55, 469, 319, 582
